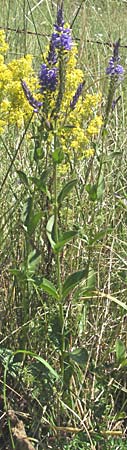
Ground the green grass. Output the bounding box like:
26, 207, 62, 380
1, 1, 127, 449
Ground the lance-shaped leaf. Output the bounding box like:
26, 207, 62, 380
62, 268, 87, 298
89, 227, 112, 245
54, 230, 78, 252
86, 170, 104, 202
39, 278, 59, 300
21, 196, 33, 226
5, 350, 59, 380
57, 179, 77, 206
86, 183, 97, 201
96, 170, 105, 201
46, 215, 55, 249
27, 211, 42, 235
27, 250, 41, 273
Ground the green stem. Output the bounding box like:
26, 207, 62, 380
53, 144, 65, 379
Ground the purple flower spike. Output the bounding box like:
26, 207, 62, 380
21, 80, 42, 112
106, 39, 124, 80
70, 81, 85, 110
106, 57, 124, 78
51, 4, 72, 51
56, 6, 64, 29
113, 39, 120, 60
52, 28, 72, 51
47, 40, 57, 65
39, 63, 58, 92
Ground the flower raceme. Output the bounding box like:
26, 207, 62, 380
21, 80, 42, 112
38, 5, 72, 95
70, 81, 85, 110
39, 64, 58, 93
51, 5, 72, 51
104, 39, 124, 126
106, 57, 124, 78
106, 39, 124, 79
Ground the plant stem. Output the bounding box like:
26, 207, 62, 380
53, 140, 65, 379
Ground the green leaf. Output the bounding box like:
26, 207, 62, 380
21, 196, 33, 226
89, 228, 112, 245
102, 128, 108, 138
27, 250, 41, 273
54, 230, 78, 252
86, 267, 96, 290
86, 183, 97, 201
34, 146, 44, 161
46, 215, 55, 249
5, 350, 59, 380
86, 171, 104, 202
17, 170, 29, 187
97, 170, 105, 201
115, 339, 126, 363
69, 347, 88, 368
57, 179, 77, 205
62, 269, 87, 298
120, 359, 127, 368
39, 278, 59, 300
27, 211, 42, 235
52, 148, 64, 164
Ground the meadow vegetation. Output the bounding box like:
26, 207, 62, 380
0, 1, 127, 449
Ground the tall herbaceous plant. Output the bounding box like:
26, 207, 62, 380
0, 5, 102, 347
0, 1, 125, 447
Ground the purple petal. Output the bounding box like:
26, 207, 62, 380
21, 80, 42, 112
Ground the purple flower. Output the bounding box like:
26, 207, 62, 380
56, 6, 64, 29
51, 5, 72, 51
52, 28, 72, 51
21, 80, 42, 112
70, 81, 85, 110
47, 40, 57, 65
106, 40, 124, 79
106, 57, 124, 77
39, 63, 58, 92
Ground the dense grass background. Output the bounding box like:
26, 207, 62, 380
1, 1, 127, 449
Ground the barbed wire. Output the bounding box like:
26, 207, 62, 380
1, 0, 126, 51
1, 26, 127, 49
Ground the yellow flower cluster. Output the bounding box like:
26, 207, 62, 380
87, 116, 103, 135
0, 31, 102, 161
55, 46, 102, 159
0, 31, 39, 131
0, 30, 9, 54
